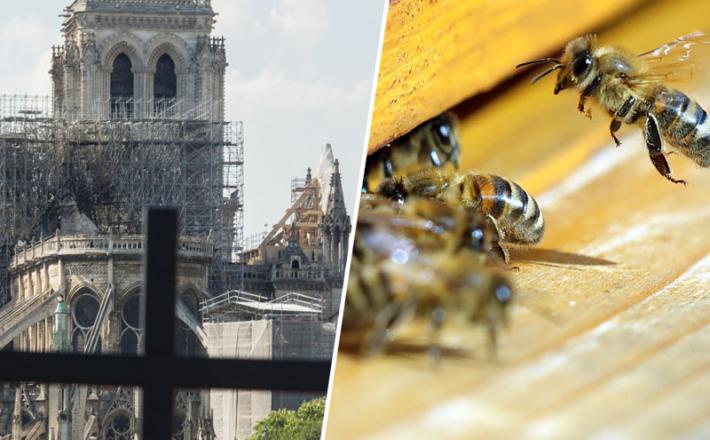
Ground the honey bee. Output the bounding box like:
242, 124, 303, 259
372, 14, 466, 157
376, 168, 545, 261
343, 248, 513, 357
363, 112, 460, 193
358, 194, 505, 261
518, 32, 710, 185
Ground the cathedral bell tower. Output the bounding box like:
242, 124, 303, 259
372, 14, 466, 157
52, 0, 226, 121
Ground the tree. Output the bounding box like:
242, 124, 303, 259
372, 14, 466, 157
249, 397, 326, 440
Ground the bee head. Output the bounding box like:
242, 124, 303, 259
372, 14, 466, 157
516, 35, 595, 94
452, 269, 512, 318
376, 178, 407, 203
428, 113, 460, 168
452, 270, 512, 351
555, 35, 595, 94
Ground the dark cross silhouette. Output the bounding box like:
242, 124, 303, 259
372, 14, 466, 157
0, 208, 330, 437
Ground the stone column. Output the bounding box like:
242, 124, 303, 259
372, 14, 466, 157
28, 323, 35, 352
18, 276, 24, 302
43, 262, 49, 293
133, 68, 149, 118
35, 268, 41, 296
28, 272, 35, 300
46, 318, 53, 352
38, 321, 45, 352
339, 229, 346, 271
101, 67, 111, 119
321, 226, 330, 264
11, 386, 21, 440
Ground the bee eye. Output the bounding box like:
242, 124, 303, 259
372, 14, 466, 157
573, 52, 592, 76
469, 227, 485, 251
433, 121, 452, 146
494, 284, 512, 305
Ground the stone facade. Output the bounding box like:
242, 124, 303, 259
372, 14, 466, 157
0, 1, 233, 438
52, 0, 226, 120
0, 228, 214, 439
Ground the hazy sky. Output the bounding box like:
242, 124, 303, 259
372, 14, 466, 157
0, 0, 386, 238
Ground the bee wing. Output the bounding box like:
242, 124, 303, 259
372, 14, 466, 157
631, 31, 710, 88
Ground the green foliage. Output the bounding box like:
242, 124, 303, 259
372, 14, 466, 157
249, 397, 326, 440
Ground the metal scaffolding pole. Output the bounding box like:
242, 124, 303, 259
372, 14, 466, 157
0, 94, 245, 304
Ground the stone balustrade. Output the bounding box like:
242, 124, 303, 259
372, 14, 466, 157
10, 233, 213, 270
271, 268, 327, 281
87, 0, 210, 5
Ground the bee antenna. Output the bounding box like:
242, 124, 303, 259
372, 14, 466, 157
530, 64, 563, 84
515, 58, 561, 68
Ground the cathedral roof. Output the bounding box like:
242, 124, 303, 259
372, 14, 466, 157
68, 0, 213, 14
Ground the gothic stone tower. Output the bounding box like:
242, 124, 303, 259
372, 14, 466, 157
322, 158, 351, 274
52, 0, 226, 120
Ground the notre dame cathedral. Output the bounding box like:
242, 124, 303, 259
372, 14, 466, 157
0, 0, 348, 439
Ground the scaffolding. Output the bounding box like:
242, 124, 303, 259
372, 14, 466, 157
0, 94, 245, 303
290, 177, 307, 203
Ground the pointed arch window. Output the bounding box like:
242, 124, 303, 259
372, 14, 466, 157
71, 291, 100, 353
110, 53, 134, 119
154, 54, 177, 116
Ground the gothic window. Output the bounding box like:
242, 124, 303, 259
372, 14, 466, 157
291, 259, 300, 269
72, 291, 100, 353
154, 54, 177, 99
110, 53, 134, 119
154, 54, 177, 116
120, 293, 143, 354
104, 412, 133, 440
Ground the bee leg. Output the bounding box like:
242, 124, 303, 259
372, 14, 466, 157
363, 297, 417, 356
579, 75, 601, 119
489, 242, 510, 265
578, 96, 592, 119
485, 214, 511, 263
611, 96, 636, 147
610, 119, 622, 147
427, 307, 446, 364
486, 317, 499, 360
645, 116, 687, 186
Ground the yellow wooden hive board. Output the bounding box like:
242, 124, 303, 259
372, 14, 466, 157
327, 0, 710, 438
368, 0, 646, 153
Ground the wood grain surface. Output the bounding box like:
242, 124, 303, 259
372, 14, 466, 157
326, 0, 710, 438
367, 0, 647, 154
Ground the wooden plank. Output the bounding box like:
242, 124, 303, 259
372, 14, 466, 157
327, 0, 710, 437
368, 0, 646, 153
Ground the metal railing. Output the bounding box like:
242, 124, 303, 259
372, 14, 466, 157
200, 290, 323, 316
272, 267, 327, 281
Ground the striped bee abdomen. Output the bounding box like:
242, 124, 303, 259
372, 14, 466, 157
654, 87, 710, 167
464, 173, 544, 245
